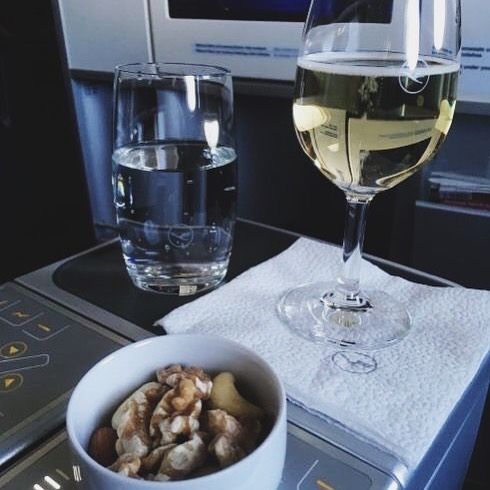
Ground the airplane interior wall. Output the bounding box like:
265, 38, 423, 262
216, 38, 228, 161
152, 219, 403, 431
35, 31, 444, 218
0, 1, 94, 283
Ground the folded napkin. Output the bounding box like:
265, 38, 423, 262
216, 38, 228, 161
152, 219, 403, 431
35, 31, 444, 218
156, 238, 490, 469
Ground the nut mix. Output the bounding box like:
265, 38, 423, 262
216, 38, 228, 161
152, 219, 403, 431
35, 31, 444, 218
88, 365, 266, 481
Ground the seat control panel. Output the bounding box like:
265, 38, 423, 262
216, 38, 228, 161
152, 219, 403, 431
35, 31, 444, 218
0, 283, 126, 468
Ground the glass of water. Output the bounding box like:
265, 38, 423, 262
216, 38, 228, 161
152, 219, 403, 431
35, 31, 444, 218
113, 63, 237, 295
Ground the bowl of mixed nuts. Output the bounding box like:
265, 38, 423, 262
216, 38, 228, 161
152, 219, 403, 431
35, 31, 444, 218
66, 334, 287, 490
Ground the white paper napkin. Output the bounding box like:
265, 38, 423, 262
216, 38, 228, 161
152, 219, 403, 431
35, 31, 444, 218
156, 238, 490, 469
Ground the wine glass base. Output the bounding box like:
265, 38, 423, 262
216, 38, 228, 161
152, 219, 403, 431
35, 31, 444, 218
277, 282, 411, 350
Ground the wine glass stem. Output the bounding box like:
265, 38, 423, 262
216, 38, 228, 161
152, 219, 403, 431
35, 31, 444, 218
334, 195, 372, 304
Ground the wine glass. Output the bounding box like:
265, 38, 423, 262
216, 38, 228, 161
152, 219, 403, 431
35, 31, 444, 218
278, 0, 460, 349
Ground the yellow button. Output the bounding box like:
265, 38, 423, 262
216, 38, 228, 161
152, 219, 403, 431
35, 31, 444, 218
37, 323, 51, 332
0, 341, 27, 358
11, 311, 31, 319
0, 373, 23, 392
317, 480, 335, 490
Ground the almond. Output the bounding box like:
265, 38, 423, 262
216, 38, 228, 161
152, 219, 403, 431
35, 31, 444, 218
88, 427, 118, 467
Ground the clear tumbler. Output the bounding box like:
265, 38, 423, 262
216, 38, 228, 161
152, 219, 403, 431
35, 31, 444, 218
113, 63, 237, 295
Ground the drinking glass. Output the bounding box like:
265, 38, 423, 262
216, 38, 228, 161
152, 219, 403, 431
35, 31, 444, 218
278, 0, 460, 349
113, 63, 237, 295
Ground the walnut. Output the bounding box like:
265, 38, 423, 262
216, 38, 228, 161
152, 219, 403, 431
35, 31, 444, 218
112, 382, 166, 457
151, 398, 202, 445
141, 444, 176, 474
95, 365, 264, 482
158, 365, 213, 400
150, 379, 202, 445
109, 453, 142, 478
209, 433, 246, 468
207, 409, 259, 467
189, 463, 221, 478
154, 432, 208, 481
171, 378, 198, 411
149, 389, 175, 443
207, 409, 243, 439
239, 416, 263, 453
169, 411, 201, 436
156, 364, 183, 383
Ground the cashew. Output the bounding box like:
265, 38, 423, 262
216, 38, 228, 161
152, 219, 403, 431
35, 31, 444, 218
210, 372, 264, 419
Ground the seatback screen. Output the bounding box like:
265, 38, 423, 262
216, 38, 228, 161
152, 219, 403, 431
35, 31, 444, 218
168, 0, 394, 24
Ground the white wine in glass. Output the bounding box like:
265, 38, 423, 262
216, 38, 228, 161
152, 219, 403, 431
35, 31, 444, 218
278, 0, 460, 349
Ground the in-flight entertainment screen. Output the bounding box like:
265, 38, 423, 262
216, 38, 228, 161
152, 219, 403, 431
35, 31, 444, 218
168, 0, 394, 24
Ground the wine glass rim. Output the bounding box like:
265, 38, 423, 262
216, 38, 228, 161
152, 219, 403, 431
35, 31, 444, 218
115, 62, 231, 78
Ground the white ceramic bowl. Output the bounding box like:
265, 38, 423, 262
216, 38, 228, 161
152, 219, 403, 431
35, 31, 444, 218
66, 334, 287, 490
